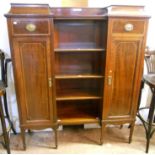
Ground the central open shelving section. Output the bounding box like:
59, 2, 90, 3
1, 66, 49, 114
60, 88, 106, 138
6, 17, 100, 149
54, 19, 107, 125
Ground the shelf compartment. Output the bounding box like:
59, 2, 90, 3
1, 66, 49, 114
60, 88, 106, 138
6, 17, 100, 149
56, 79, 103, 101
54, 20, 107, 49
54, 48, 105, 52
57, 100, 100, 125
55, 74, 104, 79
55, 52, 105, 75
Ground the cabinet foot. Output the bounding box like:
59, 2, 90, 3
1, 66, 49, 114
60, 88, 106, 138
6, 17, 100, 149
21, 128, 26, 150
52, 126, 58, 149
54, 128, 58, 149
129, 122, 135, 144
28, 129, 33, 135
100, 123, 106, 145
120, 125, 123, 129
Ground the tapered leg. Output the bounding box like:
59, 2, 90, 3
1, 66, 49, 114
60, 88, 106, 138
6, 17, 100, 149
21, 128, 26, 150
100, 123, 106, 145
0, 97, 10, 154
146, 134, 151, 153
28, 129, 32, 134
145, 92, 155, 153
3, 92, 17, 134
146, 120, 152, 153
120, 125, 123, 129
53, 127, 58, 149
129, 121, 135, 144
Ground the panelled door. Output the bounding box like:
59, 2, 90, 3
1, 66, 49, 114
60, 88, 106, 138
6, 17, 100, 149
12, 37, 54, 127
103, 18, 147, 121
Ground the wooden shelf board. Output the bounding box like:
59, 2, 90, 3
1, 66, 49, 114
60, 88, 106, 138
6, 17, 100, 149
55, 74, 104, 79
58, 117, 99, 125
56, 96, 102, 101
56, 89, 102, 101
54, 48, 105, 52
54, 17, 107, 20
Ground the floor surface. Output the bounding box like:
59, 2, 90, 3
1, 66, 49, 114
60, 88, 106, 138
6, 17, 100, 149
0, 125, 155, 154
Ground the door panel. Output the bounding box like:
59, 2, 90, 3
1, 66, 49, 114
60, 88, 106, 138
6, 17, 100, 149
12, 37, 53, 125
20, 42, 49, 120
103, 37, 143, 120
110, 40, 138, 116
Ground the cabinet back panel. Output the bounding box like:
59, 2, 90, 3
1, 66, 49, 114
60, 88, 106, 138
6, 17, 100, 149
56, 79, 101, 91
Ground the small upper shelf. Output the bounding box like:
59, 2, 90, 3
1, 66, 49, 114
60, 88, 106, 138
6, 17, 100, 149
5, 4, 149, 19
51, 7, 107, 20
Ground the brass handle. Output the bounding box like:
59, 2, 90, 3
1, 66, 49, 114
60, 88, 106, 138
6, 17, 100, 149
48, 78, 52, 87
108, 76, 112, 85
25, 23, 36, 32
124, 23, 134, 32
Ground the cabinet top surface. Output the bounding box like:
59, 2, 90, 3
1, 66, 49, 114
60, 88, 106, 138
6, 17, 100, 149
5, 3, 150, 19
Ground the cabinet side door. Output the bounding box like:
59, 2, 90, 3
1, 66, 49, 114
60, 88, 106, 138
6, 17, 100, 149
12, 37, 53, 127
108, 37, 143, 119
103, 18, 148, 121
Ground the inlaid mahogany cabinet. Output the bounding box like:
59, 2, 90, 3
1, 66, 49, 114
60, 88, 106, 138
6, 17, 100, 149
5, 4, 149, 149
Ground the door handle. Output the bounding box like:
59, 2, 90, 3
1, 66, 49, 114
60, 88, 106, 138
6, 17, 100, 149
25, 23, 36, 32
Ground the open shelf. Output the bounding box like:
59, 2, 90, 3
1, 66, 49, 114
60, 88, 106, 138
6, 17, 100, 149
56, 79, 103, 101
57, 100, 100, 125
54, 20, 107, 50
55, 52, 105, 75
55, 74, 104, 79
52, 8, 107, 20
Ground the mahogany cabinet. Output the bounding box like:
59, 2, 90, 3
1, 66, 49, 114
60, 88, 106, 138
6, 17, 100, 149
5, 4, 149, 149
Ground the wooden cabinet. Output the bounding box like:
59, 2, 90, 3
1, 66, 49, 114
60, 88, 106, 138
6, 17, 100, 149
5, 4, 149, 149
